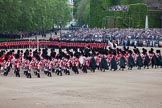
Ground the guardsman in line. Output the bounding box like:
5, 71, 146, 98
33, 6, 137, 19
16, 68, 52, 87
89, 55, 96, 72
127, 50, 135, 70
142, 49, 150, 69
156, 50, 162, 67
119, 51, 126, 71
136, 50, 143, 70
110, 51, 117, 71
100, 55, 108, 72
82, 56, 89, 73
64, 57, 71, 75
14, 58, 20, 77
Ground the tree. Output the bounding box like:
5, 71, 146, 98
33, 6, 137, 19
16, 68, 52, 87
0, 0, 71, 32
77, 0, 90, 25
110, 0, 120, 5
0, 0, 22, 32
73, 0, 81, 19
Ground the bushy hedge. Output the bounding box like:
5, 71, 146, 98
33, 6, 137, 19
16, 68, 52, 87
90, 0, 160, 28
128, 3, 147, 28
118, 0, 144, 5
102, 3, 151, 28
148, 10, 161, 28
102, 11, 129, 28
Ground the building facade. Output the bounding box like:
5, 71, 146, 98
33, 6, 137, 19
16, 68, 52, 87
144, 0, 162, 9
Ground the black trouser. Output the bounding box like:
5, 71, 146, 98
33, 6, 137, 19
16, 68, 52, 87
44, 70, 47, 75
128, 65, 133, 70
152, 63, 157, 68
33, 70, 38, 76
3, 67, 10, 76
119, 66, 125, 71
36, 69, 40, 78
137, 66, 142, 70
64, 68, 70, 75
72, 66, 79, 74
110, 67, 117, 71
27, 72, 32, 78
44, 71, 51, 77
100, 67, 105, 72
82, 66, 87, 73
91, 68, 95, 72
15, 68, 20, 77
37, 73, 40, 78
24, 71, 28, 76
144, 64, 149, 69
56, 69, 62, 76
96, 65, 100, 70
3, 68, 9, 76
48, 71, 52, 77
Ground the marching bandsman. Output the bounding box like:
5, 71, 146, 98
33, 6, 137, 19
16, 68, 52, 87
100, 55, 108, 72
1, 47, 162, 78
0, 54, 3, 69
95, 54, 101, 70
119, 51, 126, 71
36, 60, 41, 78
64, 58, 71, 75
156, 50, 162, 67
107, 50, 113, 64
30, 58, 37, 76
151, 50, 158, 68
3, 60, 10, 76
136, 51, 143, 70
82, 56, 90, 73
56, 59, 63, 76
89, 55, 96, 72
22, 59, 31, 78
72, 57, 79, 74
14, 57, 20, 77
110, 51, 117, 71
44, 59, 51, 77
142, 49, 150, 69
132, 49, 138, 66
127, 50, 135, 70
52, 57, 58, 73
49, 60, 53, 76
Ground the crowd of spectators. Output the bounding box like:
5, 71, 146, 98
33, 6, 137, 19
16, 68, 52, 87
0, 32, 42, 39
61, 28, 162, 47
107, 5, 128, 11
1, 28, 162, 48
0, 29, 56, 39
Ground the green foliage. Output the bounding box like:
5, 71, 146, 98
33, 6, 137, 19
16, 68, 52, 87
148, 10, 161, 28
102, 12, 129, 28
77, 0, 90, 25
101, 0, 111, 8
0, 0, 71, 32
73, 0, 81, 18
90, 0, 104, 28
128, 3, 147, 28
128, 0, 144, 4
0, 0, 22, 32
90, 0, 160, 28
102, 16, 115, 28
101, 3, 149, 28
110, 0, 120, 5
118, 0, 144, 5
0, 38, 14, 42
119, 0, 129, 5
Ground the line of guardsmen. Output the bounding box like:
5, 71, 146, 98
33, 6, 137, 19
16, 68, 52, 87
0, 46, 162, 78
